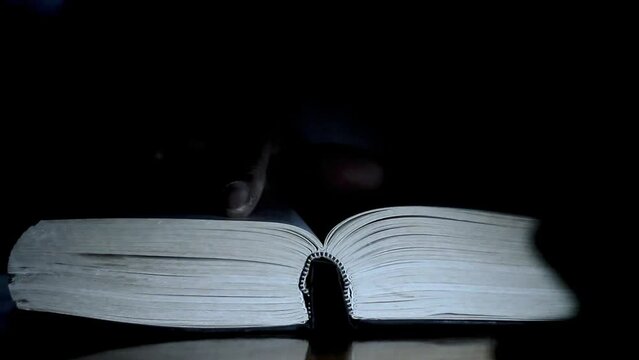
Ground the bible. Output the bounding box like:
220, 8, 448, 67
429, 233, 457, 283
8, 206, 577, 328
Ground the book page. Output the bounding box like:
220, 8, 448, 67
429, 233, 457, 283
9, 217, 320, 328
323, 206, 576, 321
250, 206, 314, 235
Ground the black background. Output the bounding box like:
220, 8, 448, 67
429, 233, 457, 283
1, 2, 623, 358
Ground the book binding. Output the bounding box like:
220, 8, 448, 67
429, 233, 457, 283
299, 252, 353, 318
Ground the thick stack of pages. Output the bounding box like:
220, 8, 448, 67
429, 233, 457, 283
9, 207, 577, 328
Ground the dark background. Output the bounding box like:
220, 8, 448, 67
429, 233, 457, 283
1, 2, 622, 358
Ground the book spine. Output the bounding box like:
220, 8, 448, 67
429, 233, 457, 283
299, 251, 353, 318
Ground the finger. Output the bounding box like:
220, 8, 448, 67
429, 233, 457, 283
224, 141, 271, 218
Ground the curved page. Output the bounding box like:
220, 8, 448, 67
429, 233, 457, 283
325, 207, 577, 321
9, 219, 320, 328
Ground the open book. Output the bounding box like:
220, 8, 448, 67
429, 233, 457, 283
8, 207, 577, 328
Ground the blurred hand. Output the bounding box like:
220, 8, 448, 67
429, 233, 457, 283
223, 139, 383, 218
